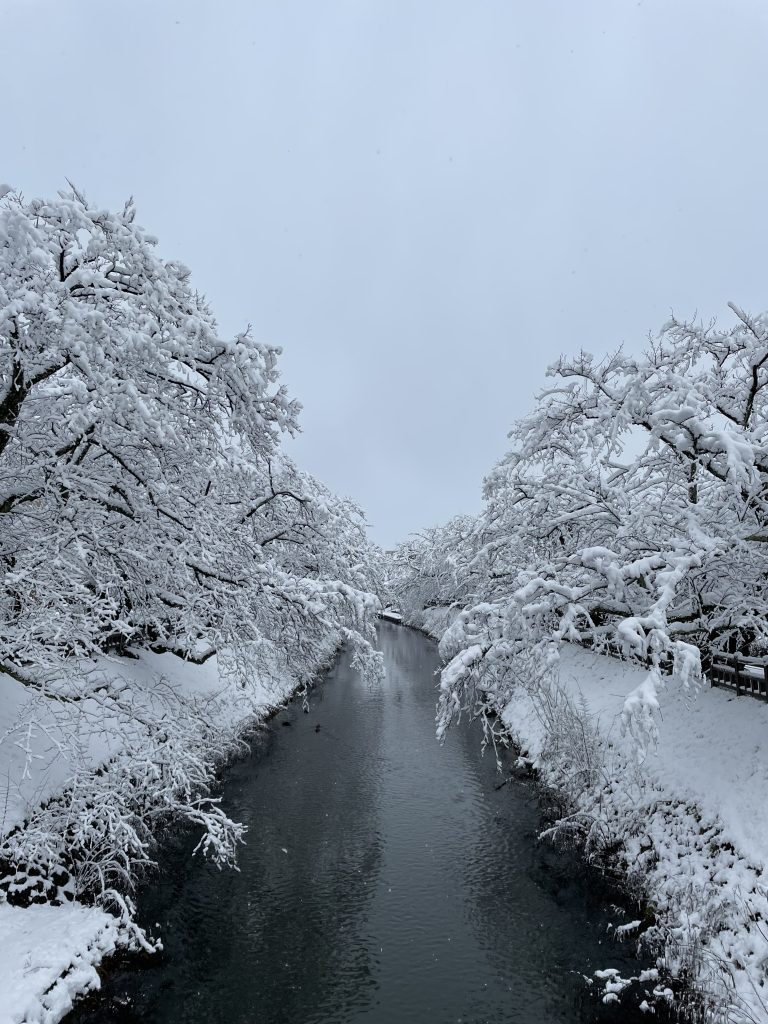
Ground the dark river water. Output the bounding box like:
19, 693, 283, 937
70, 622, 661, 1024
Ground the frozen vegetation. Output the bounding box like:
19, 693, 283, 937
389, 315, 768, 1023
0, 187, 383, 1023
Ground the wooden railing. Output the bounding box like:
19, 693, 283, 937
710, 653, 768, 701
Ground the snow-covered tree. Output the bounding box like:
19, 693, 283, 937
503, 309, 768, 671
392, 303, 768, 750
0, 186, 383, 912
0, 185, 381, 683
387, 516, 480, 626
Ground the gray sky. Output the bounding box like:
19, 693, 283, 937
4, 0, 768, 547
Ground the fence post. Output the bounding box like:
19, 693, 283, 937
734, 654, 741, 696
763, 663, 768, 701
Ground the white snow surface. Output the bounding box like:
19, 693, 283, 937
0, 903, 121, 1024
545, 645, 768, 868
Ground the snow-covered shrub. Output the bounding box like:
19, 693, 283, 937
0, 676, 246, 909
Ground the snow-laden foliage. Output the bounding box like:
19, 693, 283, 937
0, 185, 382, 678
0, 186, 383, 912
391, 304, 768, 749
386, 515, 479, 629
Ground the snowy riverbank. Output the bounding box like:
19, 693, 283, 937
502, 645, 768, 1022
0, 637, 341, 1024
410, 610, 768, 1023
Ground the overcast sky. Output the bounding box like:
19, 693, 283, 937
4, 0, 768, 546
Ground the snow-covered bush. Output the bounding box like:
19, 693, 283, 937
0, 675, 249, 913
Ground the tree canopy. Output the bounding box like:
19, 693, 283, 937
390, 305, 768, 751
0, 186, 382, 691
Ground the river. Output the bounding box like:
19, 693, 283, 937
69, 622, 661, 1024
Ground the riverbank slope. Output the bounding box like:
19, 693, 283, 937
0, 636, 340, 1024
409, 609, 768, 1023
